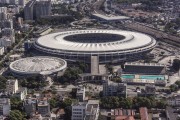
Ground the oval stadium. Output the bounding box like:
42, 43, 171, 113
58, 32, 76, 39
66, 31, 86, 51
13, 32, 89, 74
9, 56, 67, 76
34, 30, 156, 63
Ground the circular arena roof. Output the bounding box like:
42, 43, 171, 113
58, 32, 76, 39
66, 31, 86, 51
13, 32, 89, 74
10, 56, 67, 75
35, 30, 156, 54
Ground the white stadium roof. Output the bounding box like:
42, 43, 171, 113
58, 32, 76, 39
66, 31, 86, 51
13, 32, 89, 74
35, 30, 156, 54
10, 56, 67, 75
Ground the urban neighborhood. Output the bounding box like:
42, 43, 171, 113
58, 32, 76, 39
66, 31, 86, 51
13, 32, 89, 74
0, 0, 179, 120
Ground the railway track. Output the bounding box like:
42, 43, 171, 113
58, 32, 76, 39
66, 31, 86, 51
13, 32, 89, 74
124, 22, 180, 47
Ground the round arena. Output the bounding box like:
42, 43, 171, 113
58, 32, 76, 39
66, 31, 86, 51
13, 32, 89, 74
34, 30, 156, 63
9, 56, 67, 76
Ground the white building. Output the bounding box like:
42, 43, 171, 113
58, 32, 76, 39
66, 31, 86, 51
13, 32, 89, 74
0, 98, 10, 116
76, 86, 85, 102
0, 37, 12, 47
72, 102, 86, 120
1, 28, 15, 43
167, 95, 180, 106
0, 7, 7, 14
0, 47, 4, 55
22, 24, 29, 31
85, 100, 99, 120
17, 17, 23, 27
72, 100, 99, 120
14, 87, 27, 100
103, 80, 127, 97
6, 79, 19, 94
91, 13, 130, 22
0, 7, 7, 21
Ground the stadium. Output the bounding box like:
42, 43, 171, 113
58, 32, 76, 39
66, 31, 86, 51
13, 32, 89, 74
9, 56, 67, 76
34, 30, 157, 63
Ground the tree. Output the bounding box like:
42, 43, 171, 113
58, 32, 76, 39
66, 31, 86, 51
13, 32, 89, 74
57, 67, 82, 84
76, 61, 89, 72
10, 97, 23, 111
175, 81, 180, 88
64, 106, 72, 120
61, 98, 73, 108
172, 59, 180, 71
156, 100, 167, 109
49, 98, 58, 109
0, 75, 7, 89
8, 110, 24, 120
123, 98, 133, 109
111, 77, 122, 83
100, 96, 120, 109
70, 88, 77, 98
20, 76, 46, 89
100, 96, 163, 109
57, 98, 73, 120
105, 64, 113, 74
170, 84, 178, 92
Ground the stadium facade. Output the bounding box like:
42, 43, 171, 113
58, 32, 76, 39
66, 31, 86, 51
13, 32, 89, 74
34, 30, 156, 63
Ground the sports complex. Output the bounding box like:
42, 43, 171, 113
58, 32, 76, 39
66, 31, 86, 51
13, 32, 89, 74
9, 56, 67, 76
34, 30, 157, 63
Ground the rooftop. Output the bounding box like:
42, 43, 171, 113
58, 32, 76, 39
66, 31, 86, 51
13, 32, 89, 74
0, 98, 10, 105
6, 79, 17, 85
10, 56, 67, 75
72, 101, 87, 106
92, 13, 130, 21
139, 107, 149, 120
125, 62, 165, 67
77, 86, 85, 94
35, 30, 156, 53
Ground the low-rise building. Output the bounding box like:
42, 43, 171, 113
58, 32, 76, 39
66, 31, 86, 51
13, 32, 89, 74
103, 80, 127, 97
91, 13, 130, 23
72, 100, 99, 120
166, 106, 178, 120
1, 28, 15, 39
76, 86, 85, 102
0, 98, 10, 116
139, 107, 149, 120
110, 109, 135, 120
0, 37, 12, 47
31, 113, 43, 120
167, 95, 180, 106
72, 102, 86, 120
123, 62, 166, 75
24, 97, 37, 116
37, 98, 50, 117
14, 87, 27, 100
9, 54, 21, 61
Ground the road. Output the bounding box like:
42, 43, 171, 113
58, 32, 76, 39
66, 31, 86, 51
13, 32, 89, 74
0, 27, 34, 74
3, 27, 34, 62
